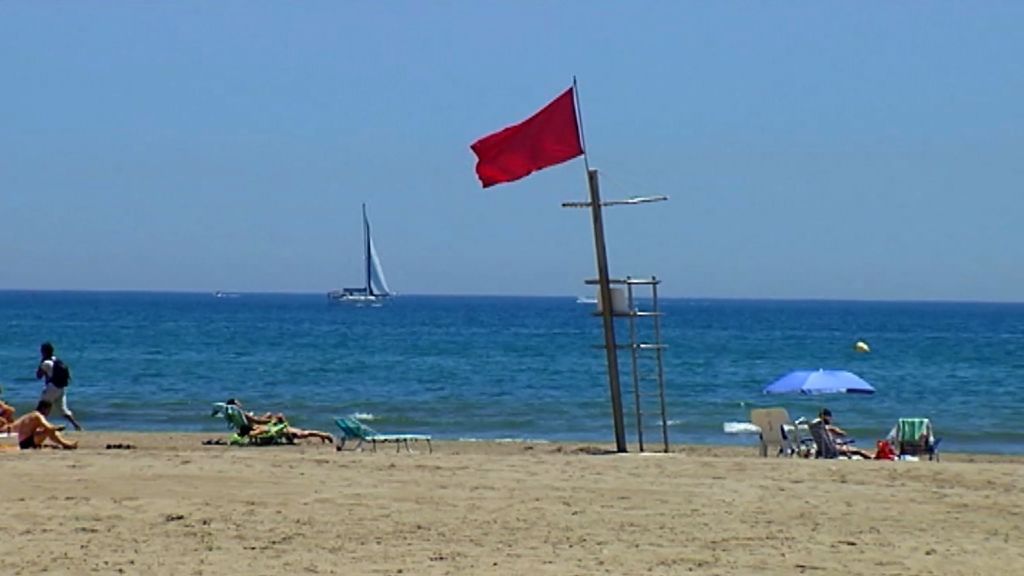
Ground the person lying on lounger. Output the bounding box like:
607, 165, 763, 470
247, 415, 334, 444
809, 408, 874, 459
1, 400, 78, 450
223, 399, 333, 444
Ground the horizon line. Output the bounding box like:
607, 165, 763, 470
1, 288, 1021, 306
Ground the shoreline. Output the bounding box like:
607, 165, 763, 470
5, 431, 1023, 464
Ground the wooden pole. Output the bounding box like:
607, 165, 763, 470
574, 78, 626, 452
588, 168, 627, 453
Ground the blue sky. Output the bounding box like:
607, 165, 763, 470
2, 3, 1022, 301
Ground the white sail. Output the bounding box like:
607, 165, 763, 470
368, 234, 391, 296
328, 203, 393, 303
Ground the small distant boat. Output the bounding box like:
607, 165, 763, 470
213, 291, 240, 299
576, 296, 598, 304
328, 204, 393, 304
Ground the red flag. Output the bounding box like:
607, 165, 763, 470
471, 87, 584, 188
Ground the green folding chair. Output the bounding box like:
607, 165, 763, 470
889, 418, 941, 461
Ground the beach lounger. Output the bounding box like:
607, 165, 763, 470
750, 408, 807, 457
210, 402, 292, 446
334, 416, 432, 453
889, 418, 941, 461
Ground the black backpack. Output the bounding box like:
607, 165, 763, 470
51, 358, 72, 388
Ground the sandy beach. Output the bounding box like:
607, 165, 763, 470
1, 433, 1021, 576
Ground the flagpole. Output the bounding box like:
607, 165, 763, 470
572, 76, 591, 175
573, 77, 628, 453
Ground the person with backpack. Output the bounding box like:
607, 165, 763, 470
35, 341, 83, 431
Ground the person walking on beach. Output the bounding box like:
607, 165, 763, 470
35, 342, 83, 431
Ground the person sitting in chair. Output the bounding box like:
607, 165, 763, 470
809, 408, 874, 459
2, 400, 78, 450
220, 398, 281, 434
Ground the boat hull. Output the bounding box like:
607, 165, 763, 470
327, 290, 387, 303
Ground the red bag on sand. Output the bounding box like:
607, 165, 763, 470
875, 440, 896, 460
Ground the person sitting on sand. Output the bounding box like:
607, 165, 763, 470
809, 408, 874, 459
0, 385, 15, 425
1, 400, 78, 450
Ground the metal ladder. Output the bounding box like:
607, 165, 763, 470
587, 276, 670, 452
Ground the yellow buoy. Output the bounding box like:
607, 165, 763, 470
854, 340, 871, 353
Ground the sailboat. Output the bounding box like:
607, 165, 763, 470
328, 204, 393, 304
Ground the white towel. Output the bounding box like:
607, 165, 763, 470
723, 421, 810, 435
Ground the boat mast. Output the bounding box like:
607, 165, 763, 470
363, 203, 372, 296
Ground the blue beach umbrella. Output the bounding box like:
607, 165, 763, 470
763, 369, 876, 395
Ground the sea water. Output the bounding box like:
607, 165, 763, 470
1, 291, 1022, 454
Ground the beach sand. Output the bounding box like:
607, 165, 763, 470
1, 433, 1022, 575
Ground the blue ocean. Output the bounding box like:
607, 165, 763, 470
2, 291, 1022, 454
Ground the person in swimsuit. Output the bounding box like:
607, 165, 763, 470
223, 399, 333, 443
2, 400, 78, 450
0, 384, 14, 425
221, 398, 279, 435
247, 414, 334, 444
